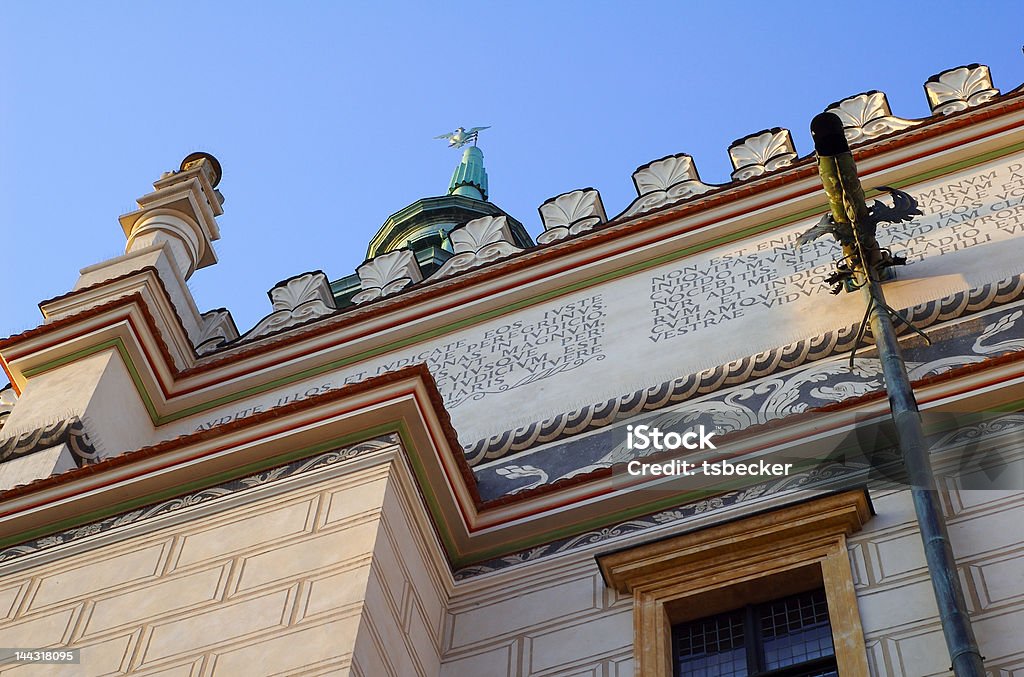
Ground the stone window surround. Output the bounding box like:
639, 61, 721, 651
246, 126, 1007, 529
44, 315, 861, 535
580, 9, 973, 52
597, 489, 872, 677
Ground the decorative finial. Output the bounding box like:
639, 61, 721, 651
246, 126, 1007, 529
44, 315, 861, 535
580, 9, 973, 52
441, 128, 490, 200
118, 151, 226, 280
435, 126, 490, 149
180, 151, 222, 187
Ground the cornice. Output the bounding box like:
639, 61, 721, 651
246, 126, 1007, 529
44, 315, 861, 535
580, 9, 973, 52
596, 488, 872, 593
2, 342, 1023, 573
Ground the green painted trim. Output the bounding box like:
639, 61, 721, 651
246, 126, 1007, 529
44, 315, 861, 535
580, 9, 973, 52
7, 389, 1024, 566
451, 389, 1024, 563
19, 141, 1024, 430
393, 423, 460, 557
0, 428, 819, 568
991, 396, 1024, 413
880, 139, 1024, 191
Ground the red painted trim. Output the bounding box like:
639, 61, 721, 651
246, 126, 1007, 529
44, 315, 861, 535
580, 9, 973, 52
0, 365, 440, 500
0, 388, 412, 520
168, 92, 1024, 381
408, 388, 477, 526
2, 292, 180, 400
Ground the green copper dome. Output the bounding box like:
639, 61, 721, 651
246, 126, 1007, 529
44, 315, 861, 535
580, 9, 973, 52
326, 141, 534, 309
363, 143, 531, 264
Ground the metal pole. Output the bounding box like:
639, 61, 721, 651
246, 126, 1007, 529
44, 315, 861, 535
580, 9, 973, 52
810, 112, 985, 676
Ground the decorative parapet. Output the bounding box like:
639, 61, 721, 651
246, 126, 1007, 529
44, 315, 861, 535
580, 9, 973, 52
434, 215, 523, 278
536, 188, 607, 244
118, 152, 225, 280
245, 271, 337, 339
728, 128, 798, 181
352, 250, 423, 304
622, 154, 714, 217
195, 308, 239, 355
825, 91, 918, 144
0, 417, 98, 467
925, 64, 999, 115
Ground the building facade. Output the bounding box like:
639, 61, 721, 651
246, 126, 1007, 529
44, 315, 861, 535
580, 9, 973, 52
1, 62, 1023, 675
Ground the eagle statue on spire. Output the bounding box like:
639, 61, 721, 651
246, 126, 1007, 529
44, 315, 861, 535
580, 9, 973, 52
435, 126, 490, 149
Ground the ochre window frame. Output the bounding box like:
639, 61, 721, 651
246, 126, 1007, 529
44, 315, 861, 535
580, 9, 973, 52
597, 489, 872, 677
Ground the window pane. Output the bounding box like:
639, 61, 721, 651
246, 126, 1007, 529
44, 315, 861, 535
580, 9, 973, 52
675, 610, 748, 677
759, 589, 835, 670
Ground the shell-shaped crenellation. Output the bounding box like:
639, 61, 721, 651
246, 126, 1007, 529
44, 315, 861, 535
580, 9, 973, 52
825, 90, 919, 144
926, 64, 1000, 115
622, 154, 714, 217
195, 308, 239, 355
352, 250, 424, 304
434, 216, 523, 278
243, 271, 338, 340
449, 215, 516, 255
270, 271, 335, 312
728, 128, 798, 182
537, 188, 607, 244
632, 154, 703, 195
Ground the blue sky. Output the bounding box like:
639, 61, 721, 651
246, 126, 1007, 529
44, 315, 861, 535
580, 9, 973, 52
2, 2, 1022, 339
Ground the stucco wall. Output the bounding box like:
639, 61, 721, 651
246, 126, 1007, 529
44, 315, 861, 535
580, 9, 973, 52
0, 442, 448, 676
1, 444, 1023, 676
439, 486, 1024, 677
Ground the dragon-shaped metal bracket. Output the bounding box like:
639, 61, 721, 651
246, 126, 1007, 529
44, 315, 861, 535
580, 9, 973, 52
796, 187, 930, 365
797, 186, 921, 292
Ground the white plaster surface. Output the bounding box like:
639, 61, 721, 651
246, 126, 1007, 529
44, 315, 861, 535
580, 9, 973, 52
0, 443, 448, 677
1, 349, 157, 483
72, 242, 205, 341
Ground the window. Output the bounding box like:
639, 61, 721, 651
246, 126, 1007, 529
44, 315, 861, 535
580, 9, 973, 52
597, 489, 871, 677
674, 589, 837, 677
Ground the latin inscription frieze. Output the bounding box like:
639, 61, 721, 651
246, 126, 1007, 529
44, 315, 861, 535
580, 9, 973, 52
649, 163, 1024, 342
193, 295, 607, 431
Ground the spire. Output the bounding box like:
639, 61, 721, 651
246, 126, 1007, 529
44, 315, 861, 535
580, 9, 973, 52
448, 145, 488, 201
352, 125, 532, 297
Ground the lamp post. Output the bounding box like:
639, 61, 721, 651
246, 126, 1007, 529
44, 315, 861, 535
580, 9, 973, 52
806, 112, 985, 676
